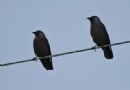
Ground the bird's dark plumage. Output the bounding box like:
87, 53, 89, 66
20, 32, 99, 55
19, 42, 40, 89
33, 30, 53, 70
87, 16, 113, 59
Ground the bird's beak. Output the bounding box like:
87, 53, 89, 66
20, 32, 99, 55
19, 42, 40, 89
32, 32, 36, 34
87, 17, 91, 20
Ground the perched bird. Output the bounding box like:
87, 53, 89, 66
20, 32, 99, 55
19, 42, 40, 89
87, 16, 113, 59
33, 30, 53, 70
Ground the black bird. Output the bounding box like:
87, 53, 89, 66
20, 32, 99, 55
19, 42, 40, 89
33, 30, 53, 70
87, 16, 113, 59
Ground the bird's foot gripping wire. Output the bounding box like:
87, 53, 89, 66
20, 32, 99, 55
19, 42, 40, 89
91, 45, 98, 52
32, 57, 38, 62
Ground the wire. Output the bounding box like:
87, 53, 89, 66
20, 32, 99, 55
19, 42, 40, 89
0, 40, 130, 67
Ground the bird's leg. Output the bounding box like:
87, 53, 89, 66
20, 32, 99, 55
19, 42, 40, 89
32, 57, 38, 62
91, 45, 98, 52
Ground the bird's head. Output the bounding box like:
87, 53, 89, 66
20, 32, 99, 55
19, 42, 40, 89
87, 16, 100, 22
33, 30, 46, 37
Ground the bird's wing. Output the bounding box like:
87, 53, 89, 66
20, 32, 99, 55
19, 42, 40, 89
100, 23, 110, 44
45, 39, 52, 59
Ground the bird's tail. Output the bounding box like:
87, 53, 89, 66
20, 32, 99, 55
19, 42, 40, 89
40, 58, 53, 70
102, 47, 113, 59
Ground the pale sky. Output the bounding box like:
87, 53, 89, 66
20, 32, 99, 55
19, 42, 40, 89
0, 0, 130, 90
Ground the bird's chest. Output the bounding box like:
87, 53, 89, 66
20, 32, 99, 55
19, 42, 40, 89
90, 24, 106, 44
33, 38, 48, 56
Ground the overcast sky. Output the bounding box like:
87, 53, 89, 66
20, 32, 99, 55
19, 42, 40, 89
0, 0, 130, 90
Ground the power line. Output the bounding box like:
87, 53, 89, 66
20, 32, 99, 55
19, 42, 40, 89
0, 40, 130, 67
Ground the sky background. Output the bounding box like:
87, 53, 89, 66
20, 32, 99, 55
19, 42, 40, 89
0, 0, 130, 90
